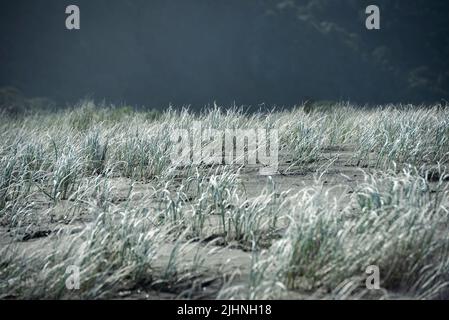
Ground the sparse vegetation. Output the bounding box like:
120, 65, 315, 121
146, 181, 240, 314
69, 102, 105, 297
0, 101, 448, 300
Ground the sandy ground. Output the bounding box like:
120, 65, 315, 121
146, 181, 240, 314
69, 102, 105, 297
1, 145, 443, 299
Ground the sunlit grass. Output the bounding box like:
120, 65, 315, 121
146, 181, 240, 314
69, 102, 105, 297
0, 101, 448, 299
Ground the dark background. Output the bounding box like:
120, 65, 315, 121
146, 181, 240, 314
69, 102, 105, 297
1, 0, 448, 109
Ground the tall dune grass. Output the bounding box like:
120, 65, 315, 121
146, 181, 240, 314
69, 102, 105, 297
0, 101, 448, 299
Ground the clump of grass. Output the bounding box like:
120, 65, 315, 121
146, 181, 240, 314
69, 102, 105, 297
225, 168, 449, 299
83, 129, 108, 175
0, 202, 209, 299
49, 149, 83, 201
111, 128, 172, 181
0, 143, 34, 213
68, 101, 98, 131
278, 104, 356, 167
155, 168, 289, 249
353, 105, 449, 168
